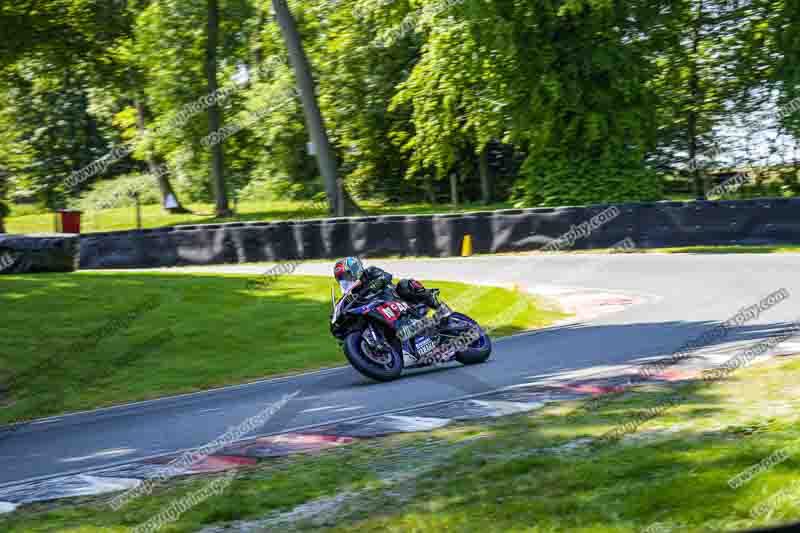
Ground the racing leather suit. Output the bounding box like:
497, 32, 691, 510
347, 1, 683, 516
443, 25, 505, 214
357, 266, 439, 310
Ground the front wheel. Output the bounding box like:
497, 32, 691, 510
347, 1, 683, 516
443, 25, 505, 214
447, 312, 492, 365
343, 329, 403, 382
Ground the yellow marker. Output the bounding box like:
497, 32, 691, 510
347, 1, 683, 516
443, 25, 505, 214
461, 234, 473, 256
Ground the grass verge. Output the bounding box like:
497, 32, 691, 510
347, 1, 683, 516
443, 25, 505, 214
4, 351, 800, 531
493, 244, 800, 256
646, 244, 800, 254
0, 272, 564, 425
5, 200, 512, 234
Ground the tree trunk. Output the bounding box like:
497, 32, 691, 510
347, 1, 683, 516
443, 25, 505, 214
479, 144, 492, 204
206, 0, 231, 217
0, 175, 7, 233
253, 5, 266, 69
450, 173, 458, 207
272, 0, 357, 216
340, 185, 363, 215
425, 176, 436, 204
688, 0, 705, 200
134, 98, 190, 214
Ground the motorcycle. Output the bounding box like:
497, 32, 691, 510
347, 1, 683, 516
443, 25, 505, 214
329, 279, 492, 381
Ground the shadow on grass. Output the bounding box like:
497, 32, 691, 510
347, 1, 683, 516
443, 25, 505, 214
0, 271, 542, 425
329, 363, 800, 532
2, 270, 797, 425
2, 284, 800, 533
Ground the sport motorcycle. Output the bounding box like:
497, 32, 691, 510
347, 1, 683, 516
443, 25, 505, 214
329, 280, 492, 381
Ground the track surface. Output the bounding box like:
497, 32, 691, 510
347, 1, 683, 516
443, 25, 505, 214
3, 253, 800, 486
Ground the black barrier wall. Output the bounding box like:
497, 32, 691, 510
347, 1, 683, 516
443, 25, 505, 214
75, 198, 800, 269
0, 234, 80, 274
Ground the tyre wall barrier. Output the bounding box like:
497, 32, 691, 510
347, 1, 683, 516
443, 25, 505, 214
0, 234, 80, 274
74, 198, 800, 269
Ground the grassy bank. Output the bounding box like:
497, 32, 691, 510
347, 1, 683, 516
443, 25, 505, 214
4, 200, 512, 234
4, 347, 799, 531
495, 243, 800, 256
0, 272, 563, 424
649, 244, 800, 254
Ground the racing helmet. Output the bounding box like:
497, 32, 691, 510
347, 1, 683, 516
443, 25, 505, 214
333, 257, 365, 293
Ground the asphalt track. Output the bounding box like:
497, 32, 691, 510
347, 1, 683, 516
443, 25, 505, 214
3, 252, 800, 487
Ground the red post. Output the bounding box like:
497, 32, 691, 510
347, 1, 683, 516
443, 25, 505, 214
57, 210, 82, 234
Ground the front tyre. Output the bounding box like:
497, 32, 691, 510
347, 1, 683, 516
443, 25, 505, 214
344, 330, 403, 382
449, 312, 493, 365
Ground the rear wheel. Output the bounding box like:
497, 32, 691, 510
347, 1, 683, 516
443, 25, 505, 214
447, 312, 492, 365
344, 329, 403, 382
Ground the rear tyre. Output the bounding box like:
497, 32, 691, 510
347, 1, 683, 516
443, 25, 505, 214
344, 329, 403, 382
449, 312, 492, 365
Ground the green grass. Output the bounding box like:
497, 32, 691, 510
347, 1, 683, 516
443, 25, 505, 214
568, 244, 800, 254
4, 199, 513, 234
650, 244, 800, 254
0, 272, 564, 424
492, 244, 800, 256
4, 350, 800, 532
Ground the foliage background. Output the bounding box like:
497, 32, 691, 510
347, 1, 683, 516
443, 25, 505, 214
0, 0, 798, 225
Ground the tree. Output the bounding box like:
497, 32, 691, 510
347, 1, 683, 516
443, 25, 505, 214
0, 0, 193, 219
648, 0, 770, 199
207, 0, 231, 217
271, 0, 343, 215
133, 95, 190, 213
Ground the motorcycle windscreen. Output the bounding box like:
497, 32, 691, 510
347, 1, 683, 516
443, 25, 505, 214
338, 279, 356, 293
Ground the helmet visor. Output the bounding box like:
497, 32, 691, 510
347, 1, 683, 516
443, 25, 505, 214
334, 257, 364, 294
347, 257, 364, 279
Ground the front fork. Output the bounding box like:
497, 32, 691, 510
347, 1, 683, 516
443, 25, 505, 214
362, 323, 390, 352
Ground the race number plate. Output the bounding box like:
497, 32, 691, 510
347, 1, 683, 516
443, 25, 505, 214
376, 301, 411, 322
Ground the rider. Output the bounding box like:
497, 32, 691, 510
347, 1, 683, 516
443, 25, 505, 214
333, 257, 440, 311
